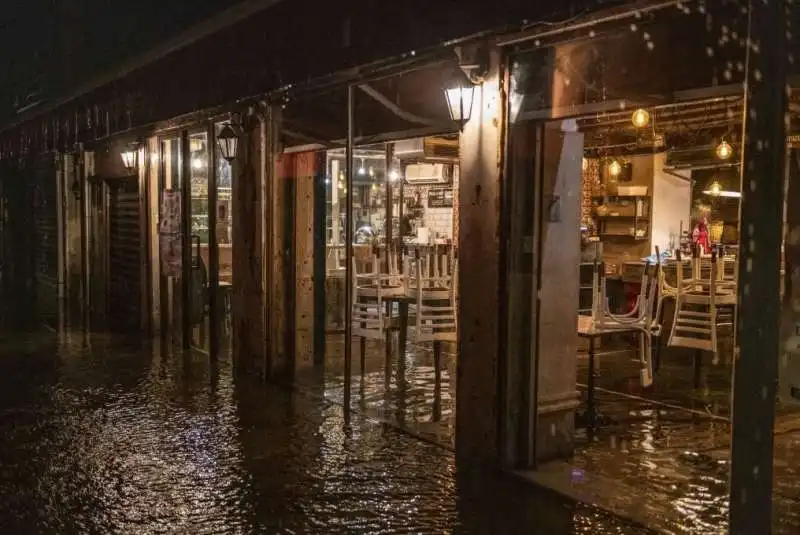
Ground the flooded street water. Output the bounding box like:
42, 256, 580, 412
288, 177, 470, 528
0, 327, 650, 534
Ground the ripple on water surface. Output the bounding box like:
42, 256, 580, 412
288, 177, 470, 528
0, 332, 649, 534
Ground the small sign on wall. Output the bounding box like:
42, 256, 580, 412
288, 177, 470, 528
428, 188, 454, 208
159, 189, 181, 277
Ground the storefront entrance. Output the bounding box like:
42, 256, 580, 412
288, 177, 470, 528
146, 123, 234, 356
278, 60, 465, 445
502, 1, 798, 527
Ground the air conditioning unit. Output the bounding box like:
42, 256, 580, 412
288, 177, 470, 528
404, 163, 451, 185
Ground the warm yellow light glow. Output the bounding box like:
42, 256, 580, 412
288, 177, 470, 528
608, 160, 622, 177
582, 157, 588, 172
444, 86, 476, 123
631, 108, 650, 128
703, 179, 741, 198
121, 149, 137, 171
716, 140, 733, 160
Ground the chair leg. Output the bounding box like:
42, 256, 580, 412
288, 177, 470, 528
693, 349, 703, 389
360, 336, 366, 374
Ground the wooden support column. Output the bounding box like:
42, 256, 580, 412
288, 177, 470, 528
266, 106, 289, 377
293, 151, 323, 371
232, 112, 265, 375
275, 150, 324, 374
456, 46, 503, 461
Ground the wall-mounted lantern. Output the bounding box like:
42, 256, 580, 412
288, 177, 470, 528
216, 123, 239, 163
444, 85, 476, 130
120, 146, 138, 172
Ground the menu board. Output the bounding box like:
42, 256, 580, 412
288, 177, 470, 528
428, 188, 454, 208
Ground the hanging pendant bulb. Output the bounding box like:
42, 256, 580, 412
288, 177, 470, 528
716, 140, 733, 160
631, 108, 650, 128
608, 160, 622, 177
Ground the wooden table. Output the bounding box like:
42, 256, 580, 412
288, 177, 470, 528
577, 315, 643, 435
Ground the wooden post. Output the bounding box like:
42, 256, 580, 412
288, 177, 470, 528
207, 122, 219, 358
264, 104, 288, 376
232, 111, 266, 375
729, 0, 787, 532
456, 47, 503, 461
181, 129, 192, 349
344, 85, 355, 420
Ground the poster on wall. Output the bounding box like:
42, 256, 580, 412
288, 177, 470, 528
428, 188, 454, 208
159, 190, 181, 235
159, 189, 182, 277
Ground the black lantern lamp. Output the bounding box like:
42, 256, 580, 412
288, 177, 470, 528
217, 123, 239, 163
120, 145, 138, 173
444, 85, 476, 131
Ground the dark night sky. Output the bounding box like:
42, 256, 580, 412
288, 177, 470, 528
0, 0, 245, 119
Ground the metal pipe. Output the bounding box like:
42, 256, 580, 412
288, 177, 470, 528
78, 150, 88, 328
207, 121, 219, 359
344, 85, 355, 422
180, 129, 192, 349
384, 144, 394, 264
497, 0, 690, 47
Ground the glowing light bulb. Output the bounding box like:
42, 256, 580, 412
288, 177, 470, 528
608, 160, 622, 177
716, 140, 732, 160
191, 157, 203, 170
368, 167, 375, 177
631, 108, 650, 128
389, 169, 400, 182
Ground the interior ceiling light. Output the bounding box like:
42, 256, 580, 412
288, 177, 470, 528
716, 140, 733, 160
631, 108, 650, 128
703, 178, 741, 198
608, 160, 622, 177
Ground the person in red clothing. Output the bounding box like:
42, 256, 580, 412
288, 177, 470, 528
692, 217, 711, 254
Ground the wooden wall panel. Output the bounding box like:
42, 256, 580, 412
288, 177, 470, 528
293, 151, 321, 371
232, 118, 265, 374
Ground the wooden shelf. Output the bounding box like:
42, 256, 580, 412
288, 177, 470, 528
593, 194, 650, 200
595, 214, 648, 220
599, 233, 649, 240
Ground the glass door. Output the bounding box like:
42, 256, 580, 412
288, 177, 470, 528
159, 136, 183, 343
188, 131, 211, 352
214, 122, 234, 352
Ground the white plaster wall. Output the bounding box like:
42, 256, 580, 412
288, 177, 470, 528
652, 153, 691, 254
